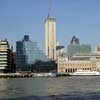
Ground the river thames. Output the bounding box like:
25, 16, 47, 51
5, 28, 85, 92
0, 76, 100, 100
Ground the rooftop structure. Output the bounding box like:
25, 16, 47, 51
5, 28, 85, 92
70, 53, 100, 61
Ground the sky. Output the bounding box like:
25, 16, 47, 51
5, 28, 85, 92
0, 0, 100, 51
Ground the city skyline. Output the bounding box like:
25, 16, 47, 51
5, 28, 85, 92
0, 0, 100, 50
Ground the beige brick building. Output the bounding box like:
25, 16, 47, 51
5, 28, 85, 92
57, 57, 100, 74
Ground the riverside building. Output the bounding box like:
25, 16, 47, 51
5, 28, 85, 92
16, 35, 47, 71
57, 52, 100, 74
0, 40, 12, 73
57, 56, 100, 74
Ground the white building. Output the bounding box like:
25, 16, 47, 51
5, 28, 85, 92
0, 40, 11, 73
45, 17, 56, 60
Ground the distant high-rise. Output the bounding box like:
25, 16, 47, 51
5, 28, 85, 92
67, 36, 91, 56
45, 17, 56, 60
70, 35, 80, 45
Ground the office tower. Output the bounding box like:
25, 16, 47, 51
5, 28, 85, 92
67, 44, 91, 56
16, 35, 47, 71
67, 36, 91, 56
45, 17, 56, 60
0, 40, 11, 73
70, 35, 80, 45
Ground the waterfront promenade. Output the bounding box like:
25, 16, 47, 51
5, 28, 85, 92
0, 72, 57, 78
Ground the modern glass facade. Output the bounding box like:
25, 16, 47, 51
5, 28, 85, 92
67, 36, 91, 56
67, 44, 91, 56
16, 35, 48, 71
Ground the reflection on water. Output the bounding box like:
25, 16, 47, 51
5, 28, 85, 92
0, 76, 100, 100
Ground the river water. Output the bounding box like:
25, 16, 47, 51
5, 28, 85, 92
0, 76, 100, 100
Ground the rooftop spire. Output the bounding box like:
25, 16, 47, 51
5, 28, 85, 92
47, 0, 51, 18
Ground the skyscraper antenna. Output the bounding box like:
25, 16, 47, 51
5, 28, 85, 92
48, 0, 51, 18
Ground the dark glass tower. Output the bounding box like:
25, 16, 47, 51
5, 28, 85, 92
70, 35, 80, 45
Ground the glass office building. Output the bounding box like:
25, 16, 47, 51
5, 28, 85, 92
16, 35, 48, 71
67, 44, 91, 56
67, 36, 91, 56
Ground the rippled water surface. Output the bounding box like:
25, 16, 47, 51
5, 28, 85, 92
0, 76, 100, 100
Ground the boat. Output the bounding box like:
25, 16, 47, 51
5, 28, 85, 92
33, 72, 57, 77
69, 69, 100, 76
48, 72, 57, 77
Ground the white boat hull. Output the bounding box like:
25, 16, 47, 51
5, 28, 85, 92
69, 70, 100, 76
69, 73, 100, 76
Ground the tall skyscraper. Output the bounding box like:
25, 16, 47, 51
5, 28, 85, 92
45, 17, 56, 60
